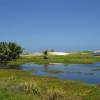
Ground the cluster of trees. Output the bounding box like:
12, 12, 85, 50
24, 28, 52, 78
0, 42, 23, 62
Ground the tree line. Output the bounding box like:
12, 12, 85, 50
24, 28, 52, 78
0, 42, 23, 62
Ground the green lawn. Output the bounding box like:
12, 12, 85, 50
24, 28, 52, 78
0, 69, 99, 100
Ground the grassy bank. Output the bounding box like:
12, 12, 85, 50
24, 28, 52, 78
64, 53, 95, 64
0, 69, 99, 100
7, 53, 100, 66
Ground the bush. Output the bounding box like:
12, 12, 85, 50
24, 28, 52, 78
0, 42, 23, 62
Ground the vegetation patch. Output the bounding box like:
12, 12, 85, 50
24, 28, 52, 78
92, 68, 100, 71
7, 53, 100, 67
66, 71, 81, 74
64, 53, 95, 64
0, 69, 99, 100
84, 72, 95, 75
0, 42, 23, 62
45, 70, 64, 74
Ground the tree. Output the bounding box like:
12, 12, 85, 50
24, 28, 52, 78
8, 42, 23, 59
0, 42, 23, 62
43, 50, 48, 59
0, 42, 10, 61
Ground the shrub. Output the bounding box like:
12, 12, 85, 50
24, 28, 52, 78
0, 42, 23, 62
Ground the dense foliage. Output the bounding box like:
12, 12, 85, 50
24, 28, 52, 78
0, 42, 23, 62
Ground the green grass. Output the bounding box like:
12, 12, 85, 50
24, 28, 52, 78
92, 68, 100, 71
0, 69, 99, 100
1, 53, 100, 100
45, 70, 64, 74
7, 53, 100, 66
64, 53, 95, 64
93, 56, 100, 62
66, 71, 81, 74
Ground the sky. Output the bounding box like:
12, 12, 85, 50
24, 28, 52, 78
0, 0, 100, 52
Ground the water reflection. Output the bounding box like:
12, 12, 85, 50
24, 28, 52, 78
19, 63, 100, 84
0, 62, 100, 84
44, 64, 48, 71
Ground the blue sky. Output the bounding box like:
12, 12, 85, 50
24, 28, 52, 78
0, 0, 100, 52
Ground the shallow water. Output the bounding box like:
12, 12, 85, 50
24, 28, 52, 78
19, 62, 100, 84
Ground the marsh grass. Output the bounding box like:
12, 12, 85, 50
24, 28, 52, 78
92, 68, 100, 71
84, 72, 95, 75
64, 53, 95, 64
65, 71, 81, 74
7, 53, 100, 66
0, 69, 99, 100
45, 70, 64, 74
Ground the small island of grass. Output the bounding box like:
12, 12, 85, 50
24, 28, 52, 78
92, 68, 100, 71
45, 70, 64, 74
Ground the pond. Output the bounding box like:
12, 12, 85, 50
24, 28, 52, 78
19, 62, 100, 84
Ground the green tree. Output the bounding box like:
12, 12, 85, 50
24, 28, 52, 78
0, 42, 9, 61
8, 42, 23, 59
0, 42, 23, 62
43, 50, 48, 59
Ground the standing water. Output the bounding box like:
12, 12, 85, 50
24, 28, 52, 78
19, 62, 100, 84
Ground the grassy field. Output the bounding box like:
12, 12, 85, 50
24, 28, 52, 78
7, 53, 100, 66
1, 53, 100, 100
0, 69, 99, 100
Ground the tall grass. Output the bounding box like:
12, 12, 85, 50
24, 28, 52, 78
0, 69, 99, 100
